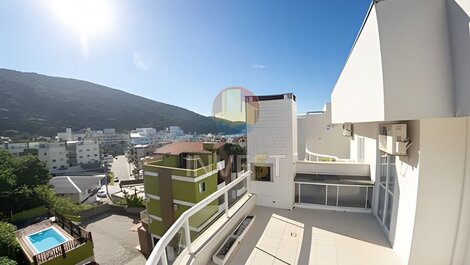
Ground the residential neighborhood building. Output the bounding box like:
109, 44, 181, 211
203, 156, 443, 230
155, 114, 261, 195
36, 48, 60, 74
38, 140, 100, 173
49, 175, 105, 204
130, 128, 158, 145
139, 141, 228, 257
0, 142, 40, 156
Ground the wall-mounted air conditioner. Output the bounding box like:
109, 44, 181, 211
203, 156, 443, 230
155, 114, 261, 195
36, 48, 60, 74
379, 124, 410, 155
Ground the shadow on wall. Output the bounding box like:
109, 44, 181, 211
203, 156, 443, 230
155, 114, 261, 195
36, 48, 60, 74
447, 0, 470, 116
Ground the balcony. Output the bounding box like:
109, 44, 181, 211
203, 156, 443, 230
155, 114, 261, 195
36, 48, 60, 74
145, 169, 399, 265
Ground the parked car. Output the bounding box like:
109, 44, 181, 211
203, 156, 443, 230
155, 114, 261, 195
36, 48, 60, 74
97, 187, 107, 198
114, 176, 120, 182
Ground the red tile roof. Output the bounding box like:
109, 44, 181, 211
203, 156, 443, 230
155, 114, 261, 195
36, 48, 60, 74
154, 142, 224, 155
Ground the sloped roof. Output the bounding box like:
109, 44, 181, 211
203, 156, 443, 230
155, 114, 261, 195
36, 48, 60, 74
49, 175, 104, 194
154, 142, 224, 155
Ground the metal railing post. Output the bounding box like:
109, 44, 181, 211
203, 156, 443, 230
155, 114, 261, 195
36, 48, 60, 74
162, 248, 169, 265
224, 191, 229, 217
184, 219, 192, 254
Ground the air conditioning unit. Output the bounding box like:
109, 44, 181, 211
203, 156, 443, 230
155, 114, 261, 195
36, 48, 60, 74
379, 124, 409, 155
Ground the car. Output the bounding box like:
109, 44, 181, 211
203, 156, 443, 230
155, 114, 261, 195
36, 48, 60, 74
97, 188, 107, 198
114, 176, 119, 182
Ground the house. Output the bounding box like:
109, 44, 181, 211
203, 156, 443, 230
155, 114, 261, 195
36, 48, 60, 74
49, 175, 104, 204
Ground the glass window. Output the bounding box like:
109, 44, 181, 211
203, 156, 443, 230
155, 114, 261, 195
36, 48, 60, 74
199, 182, 206, 193
385, 192, 394, 229
326, 186, 337, 206
252, 165, 272, 182
299, 184, 326, 205
378, 187, 385, 221
338, 186, 367, 208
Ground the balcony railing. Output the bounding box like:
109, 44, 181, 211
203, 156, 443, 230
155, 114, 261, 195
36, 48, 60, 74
294, 181, 373, 212
297, 160, 370, 176
146, 170, 251, 265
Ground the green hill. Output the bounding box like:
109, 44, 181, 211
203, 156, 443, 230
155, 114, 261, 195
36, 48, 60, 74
0, 69, 245, 136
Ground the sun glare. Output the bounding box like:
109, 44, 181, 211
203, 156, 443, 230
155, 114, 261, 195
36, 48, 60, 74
49, 0, 113, 56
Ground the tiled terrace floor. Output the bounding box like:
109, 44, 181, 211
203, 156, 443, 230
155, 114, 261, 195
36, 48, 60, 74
227, 206, 401, 265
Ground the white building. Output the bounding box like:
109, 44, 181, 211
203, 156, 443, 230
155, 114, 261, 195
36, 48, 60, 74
38, 140, 100, 173
38, 142, 67, 171
130, 128, 157, 145
297, 103, 350, 161
329, 1, 470, 264
246, 93, 297, 209
49, 175, 104, 204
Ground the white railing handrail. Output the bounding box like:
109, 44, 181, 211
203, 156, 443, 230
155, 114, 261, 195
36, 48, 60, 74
305, 149, 351, 162
146, 170, 252, 265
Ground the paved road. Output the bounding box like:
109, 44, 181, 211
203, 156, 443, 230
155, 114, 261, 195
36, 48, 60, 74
81, 213, 147, 265
110, 155, 132, 181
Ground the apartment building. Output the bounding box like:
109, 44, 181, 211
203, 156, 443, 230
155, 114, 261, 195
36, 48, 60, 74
130, 128, 158, 145
38, 140, 100, 173
139, 142, 227, 256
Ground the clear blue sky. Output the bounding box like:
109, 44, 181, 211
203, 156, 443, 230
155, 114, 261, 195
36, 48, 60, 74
0, 0, 371, 116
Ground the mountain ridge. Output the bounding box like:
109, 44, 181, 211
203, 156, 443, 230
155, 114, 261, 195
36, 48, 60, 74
0, 69, 245, 136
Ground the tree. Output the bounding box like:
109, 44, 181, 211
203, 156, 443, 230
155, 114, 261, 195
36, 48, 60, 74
0, 222, 20, 261
0, 150, 50, 191
0, 256, 17, 265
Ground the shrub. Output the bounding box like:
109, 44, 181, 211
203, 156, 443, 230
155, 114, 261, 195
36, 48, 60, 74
123, 190, 144, 208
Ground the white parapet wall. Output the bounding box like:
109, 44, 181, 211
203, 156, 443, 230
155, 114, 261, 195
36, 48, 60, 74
296, 160, 370, 176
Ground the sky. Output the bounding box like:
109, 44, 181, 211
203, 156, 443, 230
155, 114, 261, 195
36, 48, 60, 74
0, 0, 371, 116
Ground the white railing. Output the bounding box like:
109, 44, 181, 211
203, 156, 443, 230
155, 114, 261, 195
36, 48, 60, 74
296, 160, 370, 176
295, 181, 373, 211
146, 170, 252, 265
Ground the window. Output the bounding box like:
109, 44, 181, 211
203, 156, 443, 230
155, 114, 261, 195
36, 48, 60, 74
52, 166, 57, 169
94, 154, 97, 156
87, 155, 90, 157
377, 153, 396, 231
199, 182, 206, 193
252, 164, 272, 182
79, 156, 83, 159
52, 159, 56, 162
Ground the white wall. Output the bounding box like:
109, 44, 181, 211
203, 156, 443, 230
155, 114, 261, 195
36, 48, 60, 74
377, 0, 454, 121
351, 121, 420, 265
446, 0, 470, 117
248, 96, 297, 209
76, 140, 100, 164
332, 0, 456, 124
298, 104, 350, 160
408, 117, 469, 265
389, 121, 420, 265
331, 6, 385, 124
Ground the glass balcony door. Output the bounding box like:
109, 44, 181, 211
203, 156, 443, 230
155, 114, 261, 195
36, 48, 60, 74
377, 153, 396, 231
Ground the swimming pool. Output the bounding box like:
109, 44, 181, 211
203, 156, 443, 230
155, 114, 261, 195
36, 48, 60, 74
26, 227, 68, 253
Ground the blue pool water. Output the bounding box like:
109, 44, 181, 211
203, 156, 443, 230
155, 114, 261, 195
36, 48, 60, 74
27, 228, 67, 253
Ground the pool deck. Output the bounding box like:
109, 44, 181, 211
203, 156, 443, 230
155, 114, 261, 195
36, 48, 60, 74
15, 220, 73, 262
